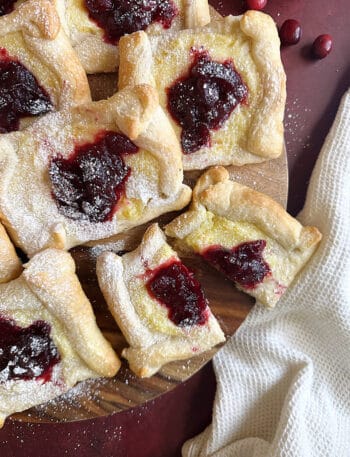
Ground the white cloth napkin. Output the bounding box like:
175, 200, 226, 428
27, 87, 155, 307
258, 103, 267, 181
182, 88, 350, 457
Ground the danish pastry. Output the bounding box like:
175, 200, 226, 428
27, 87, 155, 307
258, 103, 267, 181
0, 248, 120, 427
165, 167, 322, 307
118, 11, 286, 170
0, 0, 91, 133
53, 0, 210, 73
96, 223, 225, 377
0, 222, 22, 283
0, 84, 191, 256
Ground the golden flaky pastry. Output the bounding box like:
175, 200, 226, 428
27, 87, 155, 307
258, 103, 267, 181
0, 248, 120, 428
118, 11, 286, 170
0, 0, 91, 132
96, 223, 225, 378
0, 84, 191, 256
165, 167, 322, 307
0, 222, 22, 283
52, 0, 210, 73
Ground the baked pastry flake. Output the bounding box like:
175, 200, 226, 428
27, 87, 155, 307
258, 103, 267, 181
54, 0, 210, 73
96, 223, 225, 377
0, 248, 120, 428
118, 11, 286, 169
165, 167, 322, 307
0, 0, 91, 132
0, 84, 191, 256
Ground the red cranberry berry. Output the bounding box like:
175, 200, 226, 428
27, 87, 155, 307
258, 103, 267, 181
246, 0, 267, 10
312, 34, 333, 59
279, 19, 302, 46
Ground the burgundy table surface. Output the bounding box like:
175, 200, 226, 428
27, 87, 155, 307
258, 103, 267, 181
1, 1, 349, 456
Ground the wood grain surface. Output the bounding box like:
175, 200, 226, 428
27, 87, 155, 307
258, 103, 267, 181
12, 72, 288, 425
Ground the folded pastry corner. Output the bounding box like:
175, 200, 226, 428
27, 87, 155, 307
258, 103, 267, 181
165, 167, 322, 307
0, 248, 120, 428
96, 223, 225, 378
0, 222, 22, 283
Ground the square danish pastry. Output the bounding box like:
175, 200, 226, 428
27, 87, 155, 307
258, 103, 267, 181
96, 223, 225, 378
0, 248, 120, 427
118, 11, 286, 170
51, 0, 210, 73
0, 84, 191, 256
165, 167, 322, 307
0, 0, 91, 134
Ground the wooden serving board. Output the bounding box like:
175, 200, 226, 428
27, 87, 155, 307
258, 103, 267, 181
12, 74, 288, 425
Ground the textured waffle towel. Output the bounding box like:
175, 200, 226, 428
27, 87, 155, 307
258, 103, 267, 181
182, 89, 350, 457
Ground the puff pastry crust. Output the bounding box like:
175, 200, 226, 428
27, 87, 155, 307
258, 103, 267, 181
0, 222, 22, 283
0, 0, 91, 128
118, 11, 286, 170
53, 0, 210, 73
0, 84, 191, 256
165, 167, 322, 307
96, 223, 225, 377
0, 248, 120, 428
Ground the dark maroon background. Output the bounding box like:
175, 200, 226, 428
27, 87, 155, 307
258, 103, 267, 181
1, 1, 349, 456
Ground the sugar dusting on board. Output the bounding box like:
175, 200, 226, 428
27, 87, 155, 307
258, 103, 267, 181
285, 97, 312, 154
32, 377, 110, 419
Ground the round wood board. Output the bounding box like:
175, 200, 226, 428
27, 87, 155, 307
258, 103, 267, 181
12, 71, 288, 425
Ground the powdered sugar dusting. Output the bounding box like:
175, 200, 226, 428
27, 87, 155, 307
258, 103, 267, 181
285, 97, 312, 154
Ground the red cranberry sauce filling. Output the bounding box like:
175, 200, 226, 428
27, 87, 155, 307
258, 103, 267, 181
201, 240, 271, 289
0, 316, 60, 383
167, 48, 248, 154
84, 0, 178, 45
0, 0, 16, 15
146, 259, 209, 327
50, 131, 139, 223
0, 48, 53, 133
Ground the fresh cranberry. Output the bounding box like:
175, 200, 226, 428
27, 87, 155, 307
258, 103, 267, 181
146, 259, 209, 327
49, 131, 139, 223
0, 49, 52, 133
201, 240, 271, 289
279, 19, 302, 46
84, 0, 178, 45
246, 0, 267, 11
312, 34, 333, 59
0, 317, 60, 383
167, 49, 247, 154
